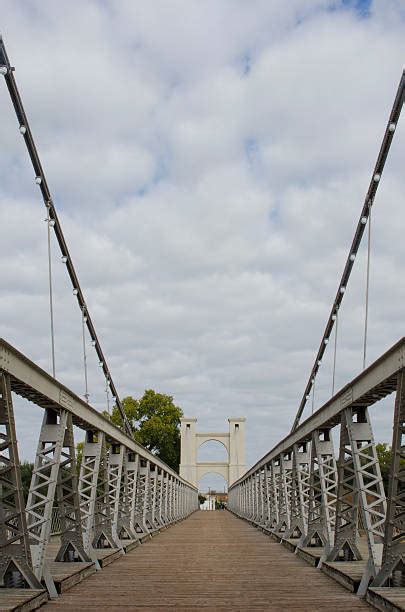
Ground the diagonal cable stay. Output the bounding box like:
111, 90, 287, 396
291, 70, 405, 432
0, 36, 133, 438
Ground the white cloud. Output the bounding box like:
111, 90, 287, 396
0, 1, 404, 489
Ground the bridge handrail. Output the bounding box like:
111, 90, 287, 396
0, 337, 198, 596
0, 337, 195, 487
228, 336, 405, 595
230, 336, 405, 488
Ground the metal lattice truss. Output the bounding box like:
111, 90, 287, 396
162, 473, 170, 524
126, 452, 141, 534
0, 373, 42, 589
133, 462, 147, 534
302, 430, 337, 554
141, 461, 154, 532
26, 407, 90, 593
285, 443, 310, 540
92, 433, 118, 551
79, 431, 112, 558
108, 444, 126, 543
0, 339, 198, 594
373, 370, 405, 588
154, 468, 165, 527
249, 475, 256, 522
257, 469, 266, 525
268, 461, 280, 530
228, 338, 405, 593
150, 466, 161, 528
328, 406, 386, 594
276, 452, 292, 536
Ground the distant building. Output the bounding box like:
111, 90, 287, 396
180, 417, 246, 487
200, 490, 228, 510
209, 490, 228, 504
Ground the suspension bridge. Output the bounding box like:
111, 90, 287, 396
0, 36, 405, 611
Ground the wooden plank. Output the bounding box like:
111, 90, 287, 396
322, 560, 367, 592
44, 541, 96, 593
0, 589, 48, 612
95, 548, 123, 568
122, 539, 139, 553
42, 511, 370, 610
282, 537, 299, 553
296, 545, 324, 567
367, 587, 405, 612
47, 561, 96, 594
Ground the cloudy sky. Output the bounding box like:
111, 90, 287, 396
1, 0, 404, 490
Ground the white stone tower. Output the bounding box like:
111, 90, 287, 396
179, 417, 246, 488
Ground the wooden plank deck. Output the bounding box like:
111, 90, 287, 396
43, 510, 370, 610
0, 589, 48, 611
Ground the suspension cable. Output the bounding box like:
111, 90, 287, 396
311, 377, 316, 415
331, 307, 338, 396
105, 377, 111, 416
0, 36, 133, 437
81, 308, 89, 403
46, 205, 56, 377
363, 200, 372, 369
290, 70, 405, 432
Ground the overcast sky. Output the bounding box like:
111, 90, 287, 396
1, 0, 404, 491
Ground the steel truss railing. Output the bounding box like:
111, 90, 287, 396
0, 338, 198, 596
228, 337, 405, 596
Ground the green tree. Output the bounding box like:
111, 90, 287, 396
110, 390, 183, 472
20, 460, 33, 502
76, 441, 84, 475
376, 442, 392, 492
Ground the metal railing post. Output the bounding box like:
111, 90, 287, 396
0, 372, 42, 589
301, 429, 337, 558
285, 442, 310, 541
276, 452, 292, 536
373, 369, 405, 588
108, 444, 125, 546
26, 408, 89, 594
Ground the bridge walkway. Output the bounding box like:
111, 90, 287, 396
44, 511, 369, 610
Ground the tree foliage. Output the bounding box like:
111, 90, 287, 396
20, 460, 33, 502
376, 442, 392, 492
109, 389, 183, 472
76, 441, 84, 474
375, 441, 405, 493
